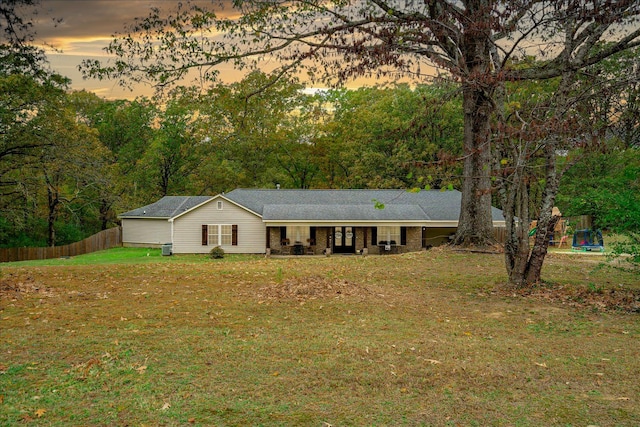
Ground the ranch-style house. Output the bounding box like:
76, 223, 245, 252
118, 188, 506, 255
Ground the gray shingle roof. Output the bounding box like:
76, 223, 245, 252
119, 189, 505, 222
262, 204, 427, 221
225, 189, 505, 222
119, 196, 213, 218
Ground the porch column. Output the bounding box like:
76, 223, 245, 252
266, 227, 271, 249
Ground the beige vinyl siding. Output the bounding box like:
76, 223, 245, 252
121, 218, 171, 247
172, 199, 265, 254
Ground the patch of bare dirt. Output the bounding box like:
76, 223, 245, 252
496, 284, 640, 313
256, 276, 372, 301
0, 273, 53, 300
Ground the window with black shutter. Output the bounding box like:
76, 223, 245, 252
203, 224, 236, 246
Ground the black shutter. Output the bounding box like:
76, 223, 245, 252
401, 227, 407, 245
310, 227, 316, 245
280, 227, 287, 240
202, 225, 208, 246
372, 227, 378, 245
232, 225, 238, 246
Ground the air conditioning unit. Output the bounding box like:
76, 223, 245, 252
162, 243, 172, 256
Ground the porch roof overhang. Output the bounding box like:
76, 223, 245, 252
120, 216, 170, 220
264, 220, 429, 227
262, 204, 428, 222
264, 220, 506, 227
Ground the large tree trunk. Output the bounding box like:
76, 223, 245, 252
501, 154, 531, 287
499, 61, 577, 287
452, 83, 496, 247
500, 135, 562, 287
524, 140, 560, 285
46, 182, 59, 247
452, 3, 497, 247
99, 198, 111, 231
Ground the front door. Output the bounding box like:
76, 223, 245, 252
333, 226, 355, 254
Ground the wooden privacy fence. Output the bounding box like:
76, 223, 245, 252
0, 227, 122, 263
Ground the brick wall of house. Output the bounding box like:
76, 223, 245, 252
267, 227, 281, 251
355, 227, 366, 253
366, 226, 423, 255
268, 226, 330, 255
405, 227, 423, 252
269, 226, 428, 255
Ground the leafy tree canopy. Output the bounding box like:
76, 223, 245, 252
81, 1, 640, 90
0, 0, 62, 80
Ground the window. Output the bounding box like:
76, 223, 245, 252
287, 226, 310, 244
204, 224, 237, 246
208, 225, 219, 245
220, 225, 232, 245
217, 200, 223, 210
377, 226, 401, 245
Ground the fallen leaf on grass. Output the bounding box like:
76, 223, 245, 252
601, 396, 632, 402
79, 357, 101, 379
534, 362, 547, 368
35, 408, 46, 418
161, 402, 171, 411
425, 359, 442, 365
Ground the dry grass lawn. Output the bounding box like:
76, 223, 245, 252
1, 248, 639, 426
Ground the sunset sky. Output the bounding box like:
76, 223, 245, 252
32, 1, 237, 99
33, 0, 402, 99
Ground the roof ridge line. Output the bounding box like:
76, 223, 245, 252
170, 196, 193, 217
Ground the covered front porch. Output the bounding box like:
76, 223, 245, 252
265, 224, 442, 255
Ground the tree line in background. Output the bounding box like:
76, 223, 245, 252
2, 68, 638, 249
0, 71, 467, 246
1, 0, 639, 283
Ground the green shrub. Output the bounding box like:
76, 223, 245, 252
209, 246, 225, 259
54, 221, 86, 245
609, 231, 640, 272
